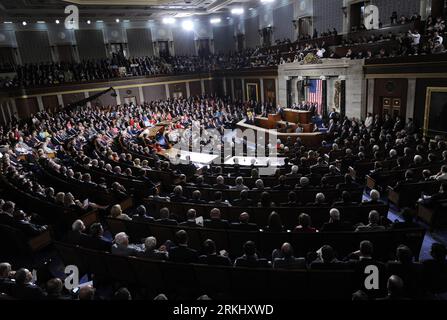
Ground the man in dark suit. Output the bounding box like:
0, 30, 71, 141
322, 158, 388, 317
234, 241, 270, 268
332, 191, 357, 207
169, 185, 188, 202
11, 210, 47, 237
422, 243, 447, 295
204, 208, 230, 229
272, 242, 306, 269
11, 268, 46, 300
131, 205, 155, 223
272, 175, 292, 190
179, 209, 201, 228
0, 262, 15, 296
198, 239, 231, 266
84, 222, 112, 252
232, 190, 254, 207
231, 212, 259, 231
346, 240, 387, 299
138, 236, 168, 261
155, 207, 178, 226
169, 230, 198, 263
213, 175, 230, 190
63, 219, 90, 246
189, 190, 206, 204
376, 275, 409, 300
320, 208, 353, 232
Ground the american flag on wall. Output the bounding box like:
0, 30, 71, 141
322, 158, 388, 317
306, 79, 323, 115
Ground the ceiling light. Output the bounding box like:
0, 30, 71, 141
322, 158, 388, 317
249, 8, 254, 11
87, 20, 91, 24
210, 18, 221, 24
261, 0, 275, 3
97, 20, 103, 23
162, 17, 176, 24
182, 20, 194, 31
55, 19, 60, 24
37, 21, 46, 24
22, 21, 27, 26
231, 8, 244, 15
123, 20, 130, 22
115, 18, 120, 23
3, 21, 13, 24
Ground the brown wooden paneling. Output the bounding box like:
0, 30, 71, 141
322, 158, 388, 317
168, 82, 187, 98
373, 79, 408, 117
42, 95, 59, 113
263, 79, 276, 104
15, 97, 39, 119
189, 81, 201, 97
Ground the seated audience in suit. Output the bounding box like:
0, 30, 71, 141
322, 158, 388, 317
252, 179, 268, 191
11, 268, 46, 300
232, 190, 254, 207
234, 241, 270, 268
110, 204, 132, 221
332, 191, 356, 207
169, 185, 188, 202
355, 210, 386, 232
169, 230, 198, 263
210, 191, 232, 207
213, 175, 230, 189
264, 211, 284, 232
286, 165, 300, 178
376, 275, 409, 300
280, 191, 300, 207
63, 219, 89, 245
189, 190, 206, 204
155, 207, 178, 226
306, 192, 328, 206
320, 208, 353, 232
131, 205, 154, 223
232, 176, 249, 191
390, 208, 420, 229
231, 212, 259, 231
0, 262, 15, 296
193, 175, 210, 188
258, 191, 276, 207
111, 232, 143, 256
419, 183, 447, 207
310, 245, 345, 269
273, 175, 292, 190
79, 285, 96, 301
11, 209, 47, 236
346, 240, 387, 298
45, 278, 71, 300
138, 236, 168, 261
393, 169, 417, 190
179, 209, 201, 227
336, 174, 360, 191
112, 287, 132, 301
198, 239, 231, 266
363, 189, 385, 205
272, 242, 306, 269
84, 222, 112, 252
422, 243, 447, 295
204, 208, 230, 229
294, 213, 318, 233
387, 245, 424, 298
431, 165, 447, 181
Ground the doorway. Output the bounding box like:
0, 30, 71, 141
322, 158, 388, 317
197, 39, 210, 57
381, 97, 402, 118
350, 1, 365, 31
298, 17, 312, 40
123, 96, 137, 106
158, 41, 170, 58
246, 83, 259, 101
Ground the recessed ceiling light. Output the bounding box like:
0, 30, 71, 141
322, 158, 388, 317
231, 8, 244, 15
123, 19, 130, 22
97, 20, 103, 23
162, 17, 176, 24
115, 18, 120, 23
55, 19, 60, 24
3, 21, 13, 24
22, 21, 27, 26
37, 21, 46, 24
210, 18, 221, 24
182, 20, 194, 31
87, 20, 91, 24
